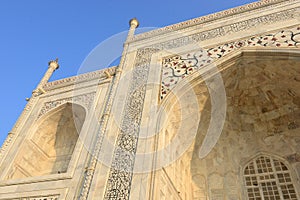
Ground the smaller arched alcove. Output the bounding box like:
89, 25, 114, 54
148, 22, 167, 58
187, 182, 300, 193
6, 103, 86, 180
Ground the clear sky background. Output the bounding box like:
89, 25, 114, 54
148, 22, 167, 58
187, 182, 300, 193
0, 0, 258, 146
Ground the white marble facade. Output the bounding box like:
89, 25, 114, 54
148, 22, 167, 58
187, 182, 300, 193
0, 0, 299, 199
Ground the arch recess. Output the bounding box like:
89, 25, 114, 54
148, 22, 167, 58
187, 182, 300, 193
155, 48, 300, 199
6, 103, 86, 180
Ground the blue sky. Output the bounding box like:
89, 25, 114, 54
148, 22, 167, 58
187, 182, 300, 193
0, 0, 257, 146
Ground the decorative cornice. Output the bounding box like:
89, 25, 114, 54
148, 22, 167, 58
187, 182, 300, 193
135, 7, 299, 53
37, 92, 96, 119
132, 0, 297, 43
43, 66, 116, 91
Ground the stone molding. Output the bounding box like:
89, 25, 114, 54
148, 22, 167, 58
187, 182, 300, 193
131, 0, 297, 42
141, 7, 300, 52
0, 132, 14, 163
43, 66, 116, 91
4, 195, 59, 200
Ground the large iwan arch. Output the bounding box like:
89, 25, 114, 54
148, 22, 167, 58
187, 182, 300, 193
152, 48, 300, 199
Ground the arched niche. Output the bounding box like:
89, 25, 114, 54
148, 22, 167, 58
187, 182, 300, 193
6, 103, 86, 180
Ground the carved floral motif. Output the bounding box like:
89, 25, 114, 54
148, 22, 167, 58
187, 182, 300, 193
104, 48, 159, 199
207, 27, 300, 59
161, 50, 213, 99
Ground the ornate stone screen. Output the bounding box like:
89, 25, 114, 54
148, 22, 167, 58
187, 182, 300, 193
244, 155, 298, 200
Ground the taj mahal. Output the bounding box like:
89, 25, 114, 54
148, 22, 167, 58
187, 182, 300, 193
0, 0, 299, 199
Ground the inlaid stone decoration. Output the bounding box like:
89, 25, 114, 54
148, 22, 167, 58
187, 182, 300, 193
161, 50, 213, 99
160, 26, 300, 100
207, 27, 300, 58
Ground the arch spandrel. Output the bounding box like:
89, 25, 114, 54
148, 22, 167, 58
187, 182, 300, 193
160, 25, 300, 101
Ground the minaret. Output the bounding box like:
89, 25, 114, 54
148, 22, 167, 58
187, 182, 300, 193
0, 59, 59, 161
127, 18, 139, 41
32, 58, 59, 96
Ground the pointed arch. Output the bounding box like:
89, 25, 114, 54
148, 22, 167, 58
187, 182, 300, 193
6, 103, 86, 180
